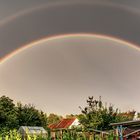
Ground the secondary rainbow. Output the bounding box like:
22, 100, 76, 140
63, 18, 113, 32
0, 33, 140, 64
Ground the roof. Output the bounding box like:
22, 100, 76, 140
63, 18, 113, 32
110, 120, 140, 127
48, 123, 58, 129
19, 126, 47, 134
49, 118, 77, 129
124, 129, 140, 138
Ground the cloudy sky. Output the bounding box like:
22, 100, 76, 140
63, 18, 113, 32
0, 0, 140, 115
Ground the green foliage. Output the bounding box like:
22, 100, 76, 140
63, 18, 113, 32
0, 96, 18, 132
79, 96, 131, 130
0, 94, 136, 137
47, 113, 63, 125
0, 129, 119, 140
0, 96, 47, 134
16, 103, 47, 128
65, 114, 76, 119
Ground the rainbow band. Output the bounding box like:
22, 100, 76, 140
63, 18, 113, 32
0, 33, 140, 64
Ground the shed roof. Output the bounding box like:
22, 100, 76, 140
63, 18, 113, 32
110, 120, 140, 127
49, 123, 58, 129
19, 126, 47, 134
124, 129, 140, 138
49, 118, 77, 129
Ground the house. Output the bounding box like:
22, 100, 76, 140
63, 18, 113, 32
48, 118, 80, 130
18, 126, 47, 139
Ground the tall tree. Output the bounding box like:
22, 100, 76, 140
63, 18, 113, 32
16, 103, 47, 127
79, 96, 103, 129
0, 96, 18, 132
0, 95, 48, 134
79, 96, 129, 130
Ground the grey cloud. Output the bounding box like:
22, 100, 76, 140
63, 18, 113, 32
0, 0, 140, 58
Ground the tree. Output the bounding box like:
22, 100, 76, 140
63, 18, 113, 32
47, 113, 63, 125
0, 95, 48, 134
39, 111, 48, 129
65, 114, 76, 119
79, 96, 103, 129
0, 96, 18, 132
79, 96, 129, 130
16, 103, 47, 128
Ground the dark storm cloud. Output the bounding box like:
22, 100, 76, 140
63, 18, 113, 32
0, 0, 140, 59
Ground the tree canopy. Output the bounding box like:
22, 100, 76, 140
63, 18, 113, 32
47, 113, 63, 125
78, 96, 132, 130
0, 95, 136, 134
0, 96, 47, 133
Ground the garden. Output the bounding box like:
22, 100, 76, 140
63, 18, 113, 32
0, 96, 136, 140
0, 129, 119, 140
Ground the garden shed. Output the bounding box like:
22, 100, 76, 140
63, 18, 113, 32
48, 118, 80, 139
110, 120, 140, 140
18, 126, 47, 139
49, 118, 80, 130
